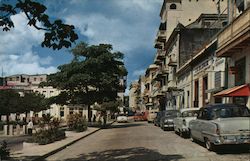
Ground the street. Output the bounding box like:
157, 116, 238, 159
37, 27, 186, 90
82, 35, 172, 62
45, 121, 250, 161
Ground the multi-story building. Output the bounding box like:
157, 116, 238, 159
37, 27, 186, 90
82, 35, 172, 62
215, 1, 250, 108
148, 0, 229, 110
143, 64, 159, 110
158, 0, 227, 41
129, 81, 139, 111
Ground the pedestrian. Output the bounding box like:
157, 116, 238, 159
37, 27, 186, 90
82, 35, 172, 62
93, 114, 96, 122
27, 120, 33, 136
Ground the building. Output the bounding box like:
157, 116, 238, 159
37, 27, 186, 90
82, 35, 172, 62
215, 1, 250, 108
129, 81, 139, 111
148, 0, 228, 111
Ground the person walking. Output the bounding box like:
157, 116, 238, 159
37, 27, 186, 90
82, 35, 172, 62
27, 120, 33, 135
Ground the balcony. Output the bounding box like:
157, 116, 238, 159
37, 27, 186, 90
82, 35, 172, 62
168, 57, 177, 66
156, 49, 165, 60
217, 7, 250, 57
154, 41, 163, 49
160, 66, 169, 75
156, 30, 166, 43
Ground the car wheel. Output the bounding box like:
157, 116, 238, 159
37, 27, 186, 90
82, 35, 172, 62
190, 131, 195, 142
205, 138, 215, 151
179, 130, 183, 138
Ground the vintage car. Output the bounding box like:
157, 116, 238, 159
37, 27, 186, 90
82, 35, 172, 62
134, 112, 147, 121
160, 110, 179, 131
116, 114, 128, 123
173, 108, 199, 137
147, 109, 158, 123
189, 104, 250, 151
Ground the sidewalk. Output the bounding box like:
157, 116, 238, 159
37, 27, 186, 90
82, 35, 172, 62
10, 121, 115, 161
10, 127, 99, 161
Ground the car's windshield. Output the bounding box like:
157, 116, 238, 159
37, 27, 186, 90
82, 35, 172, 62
211, 106, 250, 119
182, 110, 199, 117
165, 110, 179, 117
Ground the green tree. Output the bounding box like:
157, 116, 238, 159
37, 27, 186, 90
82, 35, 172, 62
19, 92, 51, 122
94, 100, 120, 126
0, 0, 78, 50
42, 42, 127, 121
0, 90, 20, 125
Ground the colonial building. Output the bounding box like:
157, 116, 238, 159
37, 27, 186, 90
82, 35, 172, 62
215, 1, 250, 108
149, 0, 228, 110
129, 82, 139, 111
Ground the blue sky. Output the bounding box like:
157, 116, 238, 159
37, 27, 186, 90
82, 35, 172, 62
0, 0, 162, 94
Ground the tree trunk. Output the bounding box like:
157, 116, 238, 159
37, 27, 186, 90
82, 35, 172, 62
88, 104, 91, 122
6, 114, 9, 135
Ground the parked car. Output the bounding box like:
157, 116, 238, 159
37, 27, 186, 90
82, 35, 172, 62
189, 104, 250, 151
160, 110, 180, 131
134, 112, 147, 121
173, 108, 199, 137
116, 114, 128, 123
147, 109, 158, 123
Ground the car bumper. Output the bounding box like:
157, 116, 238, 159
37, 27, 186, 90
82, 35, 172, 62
211, 135, 250, 145
163, 123, 174, 128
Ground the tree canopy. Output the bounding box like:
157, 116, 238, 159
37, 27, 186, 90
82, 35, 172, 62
0, 0, 78, 50
0, 90, 51, 118
42, 42, 128, 120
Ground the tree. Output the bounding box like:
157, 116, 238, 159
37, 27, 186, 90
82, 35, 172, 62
42, 42, 128, 121
19, 92, 51, 122
0, 90, 20, 125
0, 0, 78, 50
94, 100, 120, 126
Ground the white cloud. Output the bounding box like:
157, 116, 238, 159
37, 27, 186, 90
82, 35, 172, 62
114, 0, 162, 11
0, 53, 57, 76
0, 12, 57, 76
132, 69, 145, 77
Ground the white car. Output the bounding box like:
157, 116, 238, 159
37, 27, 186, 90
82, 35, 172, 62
173, 108, 199, 137
116, 114, 128, 123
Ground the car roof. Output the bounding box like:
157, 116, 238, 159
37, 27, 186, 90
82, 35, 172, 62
203, 104, 246, 109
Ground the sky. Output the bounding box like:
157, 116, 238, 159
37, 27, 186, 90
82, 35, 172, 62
0, 0, 163, 95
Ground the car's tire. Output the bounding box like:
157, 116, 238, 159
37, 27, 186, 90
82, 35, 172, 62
205, 138, 215, 151
190, 131, 195, 142
179, 130, 183, 138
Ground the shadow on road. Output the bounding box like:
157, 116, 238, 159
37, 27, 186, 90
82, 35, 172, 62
215, 144, 250, 154
192, 139, 250, 154
61, 147, 184, 161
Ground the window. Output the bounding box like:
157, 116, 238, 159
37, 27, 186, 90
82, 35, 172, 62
170, 3, 177, 9
34, 77, 37, 81
235, 57, 246, 86
60, 107, 64, 117
40, 78, 43, 81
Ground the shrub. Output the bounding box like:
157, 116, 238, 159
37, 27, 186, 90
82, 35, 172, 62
32, 129, 65, 145
67, 113, 87, 132
0, 141, 10, 160
31, 114, 65, 145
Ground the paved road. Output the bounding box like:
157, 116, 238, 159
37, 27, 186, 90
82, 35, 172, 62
46, 122, 250, 161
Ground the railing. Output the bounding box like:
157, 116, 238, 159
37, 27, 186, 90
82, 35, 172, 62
217, 7, 250, 53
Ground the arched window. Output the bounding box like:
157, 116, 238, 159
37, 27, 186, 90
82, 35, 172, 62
170, 3, 177, 9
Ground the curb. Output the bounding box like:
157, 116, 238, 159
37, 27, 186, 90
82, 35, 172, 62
33, 121, 115, 161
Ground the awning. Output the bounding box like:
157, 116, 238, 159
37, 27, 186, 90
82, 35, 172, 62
214, 84, 250, 97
